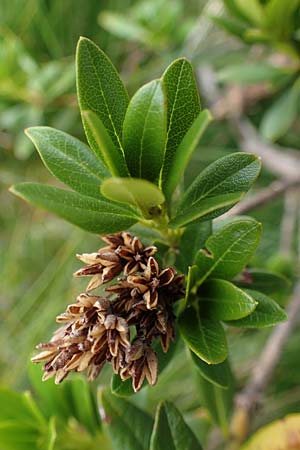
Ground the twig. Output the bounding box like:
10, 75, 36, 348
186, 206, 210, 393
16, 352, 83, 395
229, 283, 300, 448
223, 179, 300, 217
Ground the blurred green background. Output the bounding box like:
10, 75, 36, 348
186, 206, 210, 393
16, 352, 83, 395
1, 1, 300, 449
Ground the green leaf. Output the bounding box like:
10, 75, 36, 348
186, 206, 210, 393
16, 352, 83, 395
10, 183, 138, 234
100, 388, 153, 450
45, 417, 57, 450
218, 63, 292, 85
163, 110, 212, 200
70, 378, 101, 435
101, 177, 165, 217
28, 364, 74, 422
111, 338, 178, 397
264, 0, 300, 39
234, 268, 290, 295
195, 370, 234, 434
82, 110, 129, 176
150, 401, 203, 450
176, 221, 212, 274
199, 279, 257, 320
171, 153, 261, 227
0, 422, 40, 450
25, 126, 109, 199
194, 219, 262, 285
122, 79, 166, 182
178, 306, 228, 364
0, 387, 42, 426
226, 290, 287, 328
160, 58, 201, 190
260, 78, 300, 141
181, 265, 200, 310
76, 37, 129, 156
233, 0, 264, 25
190, 352, 231, 389
170, 192, 244, 228
210, 15, 248, 39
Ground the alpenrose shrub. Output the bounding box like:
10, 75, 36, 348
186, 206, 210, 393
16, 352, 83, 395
11, 37, 287, 444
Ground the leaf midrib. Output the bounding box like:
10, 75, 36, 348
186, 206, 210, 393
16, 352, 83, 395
197, 223, 258, 285
84, 41, 125, 152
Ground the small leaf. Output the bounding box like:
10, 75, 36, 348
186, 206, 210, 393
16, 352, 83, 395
194, 219, 262, 285
111, 338, 178, 397
83, 110, 129, 176
260, 77, 300, 141
233, 0, 264, 25
178, 306, 228, 364
161, 58, 201, 190
218, 63, 292, 85
199, 279, 257, 320
122, 79, 166, 182
190, 352, 231, 389
264, 0, 300, 39
210, 15, 248, 39
171, 153, 261, 227
176, 221, 212, 273
182, 265, 200, 310
163, 110, 212, 200
195, 369, 234, 434
150, 401, 203, 450
101, 177, 165, 217
234, 268, 290, 295
10, 183, 138, 234
76, 37, 129, 154
25, 126, 109, 199
226, 290, 287, 328
241, 413, 300, 450
100, 388, 153, 450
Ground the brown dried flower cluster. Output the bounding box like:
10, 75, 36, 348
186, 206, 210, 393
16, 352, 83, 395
32, 232, 184, 391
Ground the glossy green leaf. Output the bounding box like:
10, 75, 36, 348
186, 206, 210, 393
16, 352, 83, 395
178, 306, 227, 364
199, 279, 257, 320
171, 153, 261, 227
234, 268, 290, 295
170, 192, 244, 228
101, 177, 165, 216
10, 183, 138, 234
164, 110, 212, 200
194, 219, 262, 285
226, 290, 287, 328
218, 63, 291, 85
195, 370, 234, 434
122, 79, 166, 182
190, 352, 231, 389
83, 110, 129, 176
150, 401, 203, 450
25, 126, 109, 199
100, 388, 153, 450
76, 37, 129, 155
176, 221, 212, 273
260, 77, 300, 141
111, 338, 178, 397
160, 58, 201, 190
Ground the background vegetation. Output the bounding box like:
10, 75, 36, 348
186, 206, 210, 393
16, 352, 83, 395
1, 0, 300, 449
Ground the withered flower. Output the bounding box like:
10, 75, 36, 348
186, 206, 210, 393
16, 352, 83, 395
126, 256, 176, 309
32, 232, 185, 392
74, 232, 156, 291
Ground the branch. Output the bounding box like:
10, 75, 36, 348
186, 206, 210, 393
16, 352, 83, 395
223, 178, 300, 217
229, 283, 300, 448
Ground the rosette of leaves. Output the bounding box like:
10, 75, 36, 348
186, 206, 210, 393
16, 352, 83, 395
10, 37, 288, 441
212, 0, 300, 141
